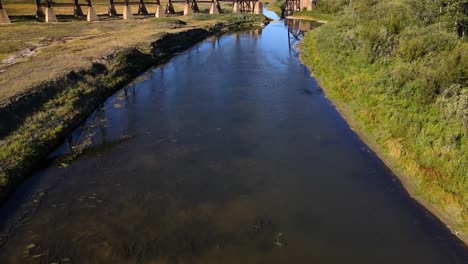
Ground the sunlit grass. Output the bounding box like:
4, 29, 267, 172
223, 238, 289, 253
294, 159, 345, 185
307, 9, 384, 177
292, 10, 335, 22
299, 17, 467, 238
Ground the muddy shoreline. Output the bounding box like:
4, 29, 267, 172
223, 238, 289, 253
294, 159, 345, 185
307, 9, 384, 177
0, 19, 267, 205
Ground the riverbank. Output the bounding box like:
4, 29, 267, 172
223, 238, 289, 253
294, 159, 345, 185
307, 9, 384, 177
298, 20, 467, 243
0, 14, 268, 204
288, 10, 334, 23
284, 15, 327, 24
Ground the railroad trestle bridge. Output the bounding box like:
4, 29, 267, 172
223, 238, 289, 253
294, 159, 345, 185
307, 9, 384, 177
0, 0, 263, 23
284, 0, 314, 16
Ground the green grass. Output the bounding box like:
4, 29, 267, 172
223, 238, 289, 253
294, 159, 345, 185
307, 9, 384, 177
151, 17, 186, 25
293, 10, 335, 22
0, 60, 137, 200
299, 15, 467, 239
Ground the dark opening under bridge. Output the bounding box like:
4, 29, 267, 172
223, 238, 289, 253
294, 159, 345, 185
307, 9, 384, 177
0, 0, 264, 23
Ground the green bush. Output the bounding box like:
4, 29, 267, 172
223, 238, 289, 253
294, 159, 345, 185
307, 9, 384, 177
437, 84, 468, 128
357, 22, 395, 62
299, 0, 468, 234
397, 25, 458, 61
315, 0, 350, 14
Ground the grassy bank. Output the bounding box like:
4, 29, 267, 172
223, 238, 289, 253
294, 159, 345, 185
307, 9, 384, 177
0, 13, 267, 204
298, 0, 467, 241
289, 10, 334, 22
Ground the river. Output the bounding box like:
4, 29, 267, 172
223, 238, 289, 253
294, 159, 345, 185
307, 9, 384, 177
0, 7, 466, 264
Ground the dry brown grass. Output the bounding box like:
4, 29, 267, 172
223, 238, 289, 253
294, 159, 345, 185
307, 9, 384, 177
3, 1, 233, 16
0, 5, 234, 103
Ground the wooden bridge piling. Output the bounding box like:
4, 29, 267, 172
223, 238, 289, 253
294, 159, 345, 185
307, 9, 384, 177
284, 0, 314, 16
108, 0, 118, 16
86, 0, 99, 22
209, 0, 218, 14
138, 0, 148, 15
73, 0, 84, 17
44, 0, 58, 23
232, 0, 261, 14
216, 0, 221, 12
191, 0, 200, 12
166, 0, 175, 14
35, 0, 45, 18
123, 0, 134, 19
155, 4, 164, 17
0, 0, 11, 23
232, 1, 239, 13
1, 0, 262, 24
254, 1, 262, 14
183, 0, 193, 16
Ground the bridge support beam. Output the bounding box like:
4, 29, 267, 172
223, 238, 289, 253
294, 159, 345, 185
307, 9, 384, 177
0, 0, 9, 23
108, 0, 117, 16
166, 0, 175, 14
35, 0, 45, 18
192, 0, 199, 12
232, 2, 239, 14
254, 1, 262, 14
209, 2, 218, 14
0, 9, 10, 24
154, 4, 164, 17
285, 0, 313, 15
87, 6, 98, 21
183, 3, 193, 16
45, 7, 57, 22
237, 0, 255, 13
300, 0, 313, 11
138, 0, 148, 15
108, 4, 117, 16
36, 6, 45, 18
154, 5, 166, 18
123, 5, 133, 19
74, 0, 84, 17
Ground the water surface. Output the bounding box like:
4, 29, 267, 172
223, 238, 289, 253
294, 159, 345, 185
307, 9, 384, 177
0, 9, 467, 264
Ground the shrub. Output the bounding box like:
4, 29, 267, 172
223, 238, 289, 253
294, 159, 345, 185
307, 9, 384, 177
397, 25, 458, 61
437, 84, 468, 128
357, 22, 394, 62
300, 0, 468, 233
316, 0, 350, 14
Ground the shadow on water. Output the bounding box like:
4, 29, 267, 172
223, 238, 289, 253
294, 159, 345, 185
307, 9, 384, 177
0, 7, 467, 264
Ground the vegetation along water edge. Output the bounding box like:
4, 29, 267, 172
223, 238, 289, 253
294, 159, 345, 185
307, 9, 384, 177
294, 0, 467, 242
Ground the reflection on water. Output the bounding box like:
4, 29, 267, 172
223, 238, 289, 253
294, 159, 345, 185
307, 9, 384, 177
0, 11, 467, 264
285, 18, 322, 52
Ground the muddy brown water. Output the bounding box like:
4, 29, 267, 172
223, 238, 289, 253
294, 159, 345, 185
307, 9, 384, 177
0, 8, 467, 263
